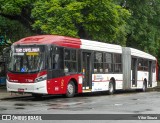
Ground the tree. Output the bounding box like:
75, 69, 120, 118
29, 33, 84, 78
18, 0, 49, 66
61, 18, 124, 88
0, 16, 34, 53
32, 0, 84, 37
0, 0, 130, 45
1, 0, 160, 62
0, 0, 36, 30
115, 0, 160, 58
32, 0, 130, 45
0, 0, 35, 52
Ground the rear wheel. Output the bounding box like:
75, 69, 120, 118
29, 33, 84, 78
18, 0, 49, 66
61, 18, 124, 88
65, 81, 75, 98
108, 82, 114, 95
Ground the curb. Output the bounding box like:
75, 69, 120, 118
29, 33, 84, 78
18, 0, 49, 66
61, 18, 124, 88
0, 91, 31, 100
0, 86, 31, 100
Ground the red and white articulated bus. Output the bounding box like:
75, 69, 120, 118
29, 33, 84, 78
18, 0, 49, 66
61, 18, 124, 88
7, 35, 157, 97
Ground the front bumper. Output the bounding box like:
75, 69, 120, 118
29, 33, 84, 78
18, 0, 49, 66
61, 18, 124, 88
7, 80, 48, 94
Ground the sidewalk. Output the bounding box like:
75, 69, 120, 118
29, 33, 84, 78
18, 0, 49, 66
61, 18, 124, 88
0, 85, 31, 100
0, 85, 12, 99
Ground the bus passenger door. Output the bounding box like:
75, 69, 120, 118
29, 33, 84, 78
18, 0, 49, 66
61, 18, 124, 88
148, 61, 153, 87
132, 58, 137, 87
82, 52, 92, 91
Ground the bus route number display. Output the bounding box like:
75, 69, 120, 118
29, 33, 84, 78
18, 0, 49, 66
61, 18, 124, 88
15, 48, 40, 53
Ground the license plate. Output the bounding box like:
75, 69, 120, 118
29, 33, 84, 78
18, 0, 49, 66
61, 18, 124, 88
18, 88, 24, 92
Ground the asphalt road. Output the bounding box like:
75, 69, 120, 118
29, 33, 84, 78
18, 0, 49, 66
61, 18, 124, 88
0, 91, 160, 122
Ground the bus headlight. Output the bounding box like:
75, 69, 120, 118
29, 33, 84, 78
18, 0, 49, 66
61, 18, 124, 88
35, 74, 47, 83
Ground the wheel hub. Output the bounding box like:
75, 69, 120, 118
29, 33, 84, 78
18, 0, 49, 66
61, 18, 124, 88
68, 84, 74, 94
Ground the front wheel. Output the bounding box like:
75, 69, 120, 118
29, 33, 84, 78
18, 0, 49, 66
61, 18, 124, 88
65, 81, 75, 98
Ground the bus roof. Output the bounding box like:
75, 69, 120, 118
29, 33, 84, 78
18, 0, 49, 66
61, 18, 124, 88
13, 35, 122, 53
13, 35, 81, 48
130, 48, 156, 60
13, 35, 156, 60
81, 39, 122, 54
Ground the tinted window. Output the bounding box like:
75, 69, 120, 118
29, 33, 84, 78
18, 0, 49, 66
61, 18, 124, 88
64, 49, 77, 72
138, 59, 148, 71
104, 53, 113, 73
52, 47, 64, 69
113, 54, 122, 73
94, 52, 103, 73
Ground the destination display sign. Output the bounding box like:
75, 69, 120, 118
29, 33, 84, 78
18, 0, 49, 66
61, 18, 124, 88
15, 48, 40, 53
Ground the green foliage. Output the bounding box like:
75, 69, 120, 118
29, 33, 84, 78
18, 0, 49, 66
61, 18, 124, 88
0, 0, 131, 45
32, 0, 84, 37
0, 16, 34, 53
32, 0, 130, 45
0, 16, 33, 42
119, 0, 160, 61
81, 0, 130, 45
0, 0, 35, 52
0, 0, 34, 15
0, 0, 160, 63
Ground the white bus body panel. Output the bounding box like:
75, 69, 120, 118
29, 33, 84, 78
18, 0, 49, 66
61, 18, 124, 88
137, 71, 148, 88
92, 74, 123, 92
152, 73, 157, 87
130, 71, 146, 89
131, 71, 157, 89
80, 39, 122, 54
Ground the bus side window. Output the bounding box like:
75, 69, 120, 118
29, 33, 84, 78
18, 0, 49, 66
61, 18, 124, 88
104, 53, 113, 73
52, 47, 63, 70
64, 49, 77, 72
143, 59, 148, 71
113, 54, 122, 73
64, 49, 70, 72
53, 54, 59, 69
138, 59, 143, 71
94, 52, 103, 73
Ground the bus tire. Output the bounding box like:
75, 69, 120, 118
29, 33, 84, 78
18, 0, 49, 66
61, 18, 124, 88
142, 81, 147, 92
65, 81, 75, 98
108, 81, 114, 95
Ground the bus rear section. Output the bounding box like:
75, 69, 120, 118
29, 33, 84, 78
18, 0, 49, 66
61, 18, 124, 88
122, 47, 157, 91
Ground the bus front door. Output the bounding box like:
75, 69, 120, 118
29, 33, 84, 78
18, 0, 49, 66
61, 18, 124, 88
82, 52, 92, 91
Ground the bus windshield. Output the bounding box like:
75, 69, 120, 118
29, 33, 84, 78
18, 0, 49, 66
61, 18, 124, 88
8, 46, 45, 73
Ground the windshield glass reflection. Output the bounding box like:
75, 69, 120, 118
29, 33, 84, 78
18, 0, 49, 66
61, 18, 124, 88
8, 46, 45, 73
